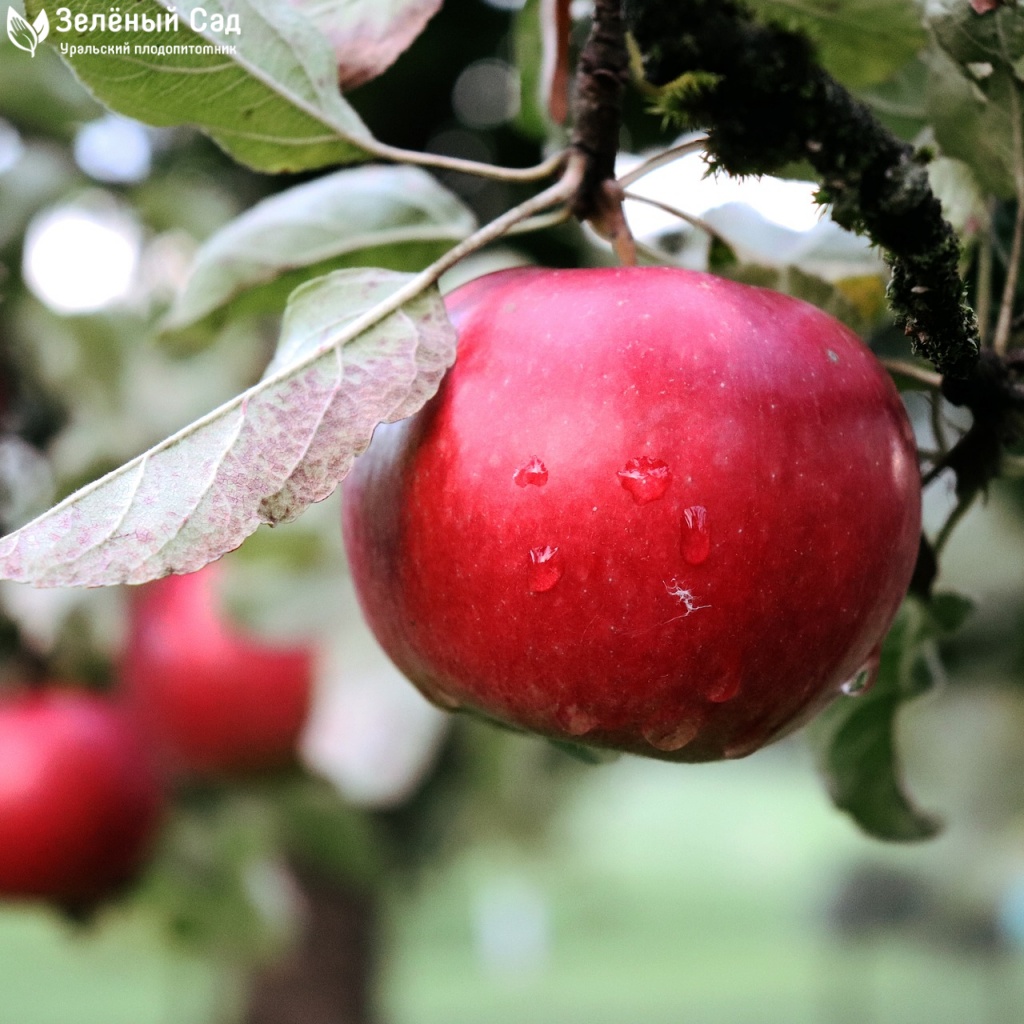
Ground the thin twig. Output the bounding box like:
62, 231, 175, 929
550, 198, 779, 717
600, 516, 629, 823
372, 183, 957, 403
929, 392, 950, 457
880, 358, 943, 390
621, 191, 726, 242
616, 136, 709, 188
505, 207, 574, 236
993, 85, 1024, 356
635, 238, 672, 264
367, 144, 568, 184
933, 492, 975, 559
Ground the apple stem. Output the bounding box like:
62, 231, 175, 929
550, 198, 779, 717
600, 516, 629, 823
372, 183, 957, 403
932, 492, 975, 559
930, 393, 951, 460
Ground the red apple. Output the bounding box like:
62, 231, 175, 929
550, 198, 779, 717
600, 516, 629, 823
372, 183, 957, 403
0, 690, 164, 903
120, 564, 313, 776
341, 267, 922, 762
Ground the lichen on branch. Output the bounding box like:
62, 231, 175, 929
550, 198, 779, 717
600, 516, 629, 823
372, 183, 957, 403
623, 0, 980, 379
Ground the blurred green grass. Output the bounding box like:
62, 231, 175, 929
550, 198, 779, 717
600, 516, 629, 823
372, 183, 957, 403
0, 907, 238, 1024
382, 744, 1024, 1024
1, 737, 1023, 1024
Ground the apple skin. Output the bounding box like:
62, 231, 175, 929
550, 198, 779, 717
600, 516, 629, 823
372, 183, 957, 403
120, 564, 313, 776
341, 267, 921, 762
0, 690, 164, 903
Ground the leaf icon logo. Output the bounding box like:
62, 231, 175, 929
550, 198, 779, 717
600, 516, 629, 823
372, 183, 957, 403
7, 8, 49, 56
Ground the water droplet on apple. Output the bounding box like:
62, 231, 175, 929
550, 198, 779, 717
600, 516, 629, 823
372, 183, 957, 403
681, 505, 711, 564
642, 717, 699, 752
704, 675, 740, 703
514, 457, 548, 487
556, 704, 598, 736
840, 646, 882, 696
527, 545, 563, 593
617, 456, 671, 504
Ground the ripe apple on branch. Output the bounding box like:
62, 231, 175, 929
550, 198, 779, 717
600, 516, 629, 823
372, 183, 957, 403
343, 265, 921, 762
0, 689, 164, 905
1, 0, 1020, 843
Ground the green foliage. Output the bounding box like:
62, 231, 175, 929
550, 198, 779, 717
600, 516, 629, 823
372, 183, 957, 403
23, 0, 374, 172
923, 0, 1024, 200
165, 166, 476, 330
139, 787, 299, 959
747, 0, 926, 88
809, 594, 974, 841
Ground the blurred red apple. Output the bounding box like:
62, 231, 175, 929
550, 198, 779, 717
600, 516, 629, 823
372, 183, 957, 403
120, 564, 313, 776
342, 266, 921, 761
0, 689, 164, 903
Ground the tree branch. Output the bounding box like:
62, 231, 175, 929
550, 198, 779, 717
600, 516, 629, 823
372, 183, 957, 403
622, 0, 980, 379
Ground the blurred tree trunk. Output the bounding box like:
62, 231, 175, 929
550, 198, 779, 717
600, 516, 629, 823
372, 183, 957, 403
243, 868, 380, 1024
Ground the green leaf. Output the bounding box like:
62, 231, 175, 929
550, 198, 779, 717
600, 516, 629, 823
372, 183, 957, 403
820, 694, 941, 841
925, 0, 1024, 68
927, 591, 976, 633
166, 165, 476, 329
286, 0, 443, 90
0, 269, 456, 586
926, 154, 988, 234
926, 49, 1023, 199
923, 0, 1024, 198
856, 57, 930, 141
747, 0, 927, 87
808, 599, 951, 842
24, 0, 375, 173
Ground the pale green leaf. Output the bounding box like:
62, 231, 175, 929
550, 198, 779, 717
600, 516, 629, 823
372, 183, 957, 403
0, 270, 456, 587
24, 0, 375, 173
166, 165, 476, 329
926, 48, 1022, 199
